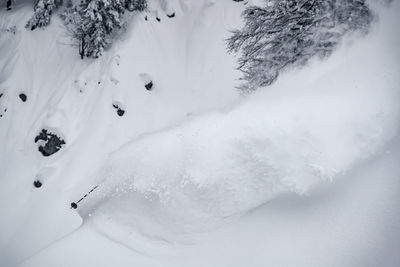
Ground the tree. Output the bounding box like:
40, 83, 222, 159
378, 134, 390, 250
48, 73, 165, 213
74, 0, 126, 58
26, 0, 57, 30
62, 0, 147, 59
125, 0, 147, 11
6, 0, 12, 11
227, 0, 373, 92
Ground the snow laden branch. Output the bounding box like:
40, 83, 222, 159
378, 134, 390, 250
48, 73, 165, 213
62, 0, 147, 58
26, 0, 60, 30
24, 0, 146, 58
227, 0, 373, 92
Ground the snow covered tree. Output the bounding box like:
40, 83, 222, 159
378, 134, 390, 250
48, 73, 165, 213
62, 0, 147, 58
26, 0, 57, 30
227, 0, 373, 91
125, 0, 147, 11
75, 0, 126, 58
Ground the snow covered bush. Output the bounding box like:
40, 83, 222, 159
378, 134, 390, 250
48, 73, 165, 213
26, 0, 59, 30
227, 0, 373, 91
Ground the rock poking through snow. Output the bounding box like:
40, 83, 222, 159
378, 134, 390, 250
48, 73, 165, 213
145, 81, 153, 91
0, 107, 7, 118
139, 73, 154, 91
112, 102, 125, 117
34, 129, 66, 157
33, 180, 42, 188
19, 93, 27, 102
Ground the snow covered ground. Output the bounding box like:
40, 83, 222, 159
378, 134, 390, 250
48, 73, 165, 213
0, 0, 399, 266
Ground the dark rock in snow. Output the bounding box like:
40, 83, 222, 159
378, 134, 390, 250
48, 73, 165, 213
167, 12, 175, 18
112, 102, 125, 117
145, 16, 148, 21
0, 107, 7, 118
156, 17, 161, 22
117, 108, 125, 116
33, 180, 42, 188
0, 93, 3, 98
19, 93, 27, 102
34, 129, 66, 157
145, 81, 153, 90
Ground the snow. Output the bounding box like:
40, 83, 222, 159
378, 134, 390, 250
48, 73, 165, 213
0, 0, 400, 266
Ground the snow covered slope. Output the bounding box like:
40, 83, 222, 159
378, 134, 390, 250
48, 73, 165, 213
1, 0, 400, 266
0, 0, 243, 264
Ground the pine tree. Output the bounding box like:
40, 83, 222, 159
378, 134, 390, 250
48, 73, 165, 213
125, 0, 147, 11
77, 0, 126, 58
227, 0, 373, 92
61, 0, 147, 58
26, 0, 57, 30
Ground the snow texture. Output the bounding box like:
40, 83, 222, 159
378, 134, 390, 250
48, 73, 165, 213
0, 0, 399, 266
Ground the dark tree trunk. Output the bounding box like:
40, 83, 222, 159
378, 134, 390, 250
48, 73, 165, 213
79, 36, 86, 59
6, 0, 12, 10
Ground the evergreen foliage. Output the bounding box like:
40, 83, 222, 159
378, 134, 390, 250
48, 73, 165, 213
26, 0, 57, 30
227, 0, 373, 91
125, 0, 147, 11
62, 0, 147, 58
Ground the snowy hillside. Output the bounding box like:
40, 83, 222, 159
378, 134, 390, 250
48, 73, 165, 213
1, 0, 400, 266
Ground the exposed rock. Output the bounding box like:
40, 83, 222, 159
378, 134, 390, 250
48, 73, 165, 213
112, 102, 125, 117
19, 93, 27, 102
34, 129, 66, 157
33, 180, 42, 188
117, 108, 125, 116
0, 107, 7, 118
145, 81, 153, 91
167, 12, 175, 18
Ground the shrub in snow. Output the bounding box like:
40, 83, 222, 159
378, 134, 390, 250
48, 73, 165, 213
227, 0, 373, 91
34, 129, 66, 156
26, 0, 58, 30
